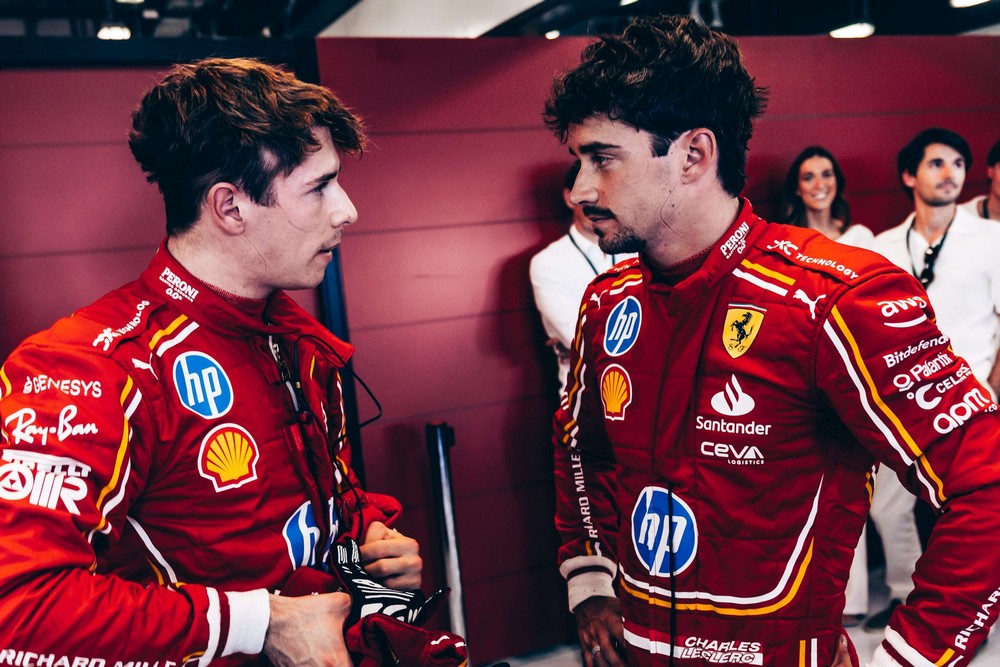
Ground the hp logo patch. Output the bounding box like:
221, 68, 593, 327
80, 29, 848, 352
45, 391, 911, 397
604, 296, 641, 357
631, 486, 698, 577
173, 351, 233, 419
283, 499, 338, 569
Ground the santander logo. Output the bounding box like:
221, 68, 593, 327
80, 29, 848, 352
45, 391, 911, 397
710, 375, 755, 417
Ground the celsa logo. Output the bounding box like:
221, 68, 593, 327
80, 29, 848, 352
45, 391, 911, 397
710, 375, 755, 417
631, 486, 698, 577
604, 296, 642, 357
879, 296, 928, 329
933, 387, 994, 434
173, 351, 233, 419
283, 499, 338, 568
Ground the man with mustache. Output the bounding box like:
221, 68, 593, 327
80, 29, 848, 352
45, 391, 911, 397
865, 129, 1000, 634
546, 17, 1000, 667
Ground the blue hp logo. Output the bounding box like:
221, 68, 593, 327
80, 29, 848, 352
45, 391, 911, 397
604, 296, 641, 357
173, 351, 233, 419
283, 500, 338, 568
631, 486, 698, 577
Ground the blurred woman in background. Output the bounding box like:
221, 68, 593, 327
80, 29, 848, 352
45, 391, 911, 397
782, 145, 875, 249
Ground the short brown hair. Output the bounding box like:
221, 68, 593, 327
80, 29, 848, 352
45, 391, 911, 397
544, 15, 766, 197
129, 57, 365, 235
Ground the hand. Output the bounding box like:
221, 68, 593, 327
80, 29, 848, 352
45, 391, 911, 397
574, 596, 627, 667
360, 521, 422, 590
831, 633, 853, 667
264, 592, 352, 667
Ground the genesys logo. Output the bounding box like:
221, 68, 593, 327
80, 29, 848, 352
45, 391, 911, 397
631, 486, 698, 577
880, 296, 928, 329
0, 449, 91, 515
710, 375, 755, 417
604, 296, 642, 357
22, 375, 102, 398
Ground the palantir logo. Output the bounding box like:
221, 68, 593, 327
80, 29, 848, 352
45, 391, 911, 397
631, 486, 698, 577
173, 351, 233, 419
604, 296, 642, 357
283, 499, 338, 568
710, 375, 755, 416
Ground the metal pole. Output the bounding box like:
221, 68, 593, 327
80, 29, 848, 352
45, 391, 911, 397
425, 421, 468, 644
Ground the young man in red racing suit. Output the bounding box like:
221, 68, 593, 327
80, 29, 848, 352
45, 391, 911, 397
544, 15, 1000, 667
0, 59, 423, 666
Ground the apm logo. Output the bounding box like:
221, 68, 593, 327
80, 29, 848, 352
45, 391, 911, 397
631, 486, 698, 577
173, 351, 233, 419
604, 296, 642, 357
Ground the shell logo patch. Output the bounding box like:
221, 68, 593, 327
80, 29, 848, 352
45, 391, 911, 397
723, 305, 766, 359
601, 364, 633, 420
198, 424, 259, 492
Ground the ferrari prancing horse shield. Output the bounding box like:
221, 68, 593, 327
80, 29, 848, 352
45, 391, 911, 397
723, 305, 766, 359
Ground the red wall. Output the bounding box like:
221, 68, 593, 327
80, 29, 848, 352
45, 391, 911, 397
0, 67, 319, 361
315, 35, 1000, 663
1, 35, 998, 665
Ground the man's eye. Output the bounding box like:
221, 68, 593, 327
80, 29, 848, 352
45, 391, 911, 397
311, 181, 329, 194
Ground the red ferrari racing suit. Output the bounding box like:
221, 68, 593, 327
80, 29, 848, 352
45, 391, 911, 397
554, 201, 1000, 667
0, 243, 399, 665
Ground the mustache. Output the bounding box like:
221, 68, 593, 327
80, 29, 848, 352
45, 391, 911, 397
582, 205, 616, 220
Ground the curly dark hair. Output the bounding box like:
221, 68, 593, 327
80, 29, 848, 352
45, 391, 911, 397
897, 128, 972, 201
543, 14, 767, 197
129, 57, 366, 236
781, 146, 851, 229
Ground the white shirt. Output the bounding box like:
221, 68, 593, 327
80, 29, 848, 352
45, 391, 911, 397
961, 194, 988, 219
872, 206, 1000, 389
529, 225, 634, 394
836, 223, 875, 250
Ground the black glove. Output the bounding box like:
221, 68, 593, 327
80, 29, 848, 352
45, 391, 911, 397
332, 538, 447, 627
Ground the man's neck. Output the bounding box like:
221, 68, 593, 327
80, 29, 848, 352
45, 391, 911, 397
643, 195, 742, 271
912, 200, 957, 245
167, 231, 271, 300
804, 209, 841, 238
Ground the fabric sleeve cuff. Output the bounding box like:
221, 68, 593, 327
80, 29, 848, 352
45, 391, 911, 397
565, 569, 616, 612
221, 589, 270, 657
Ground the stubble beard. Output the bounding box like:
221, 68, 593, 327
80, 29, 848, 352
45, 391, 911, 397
597, 227, 646, 255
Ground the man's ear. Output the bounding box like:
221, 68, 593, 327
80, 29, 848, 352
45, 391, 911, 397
680, 128, 718, 184
901, 170, 918, 190
206, 182, 246, 235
